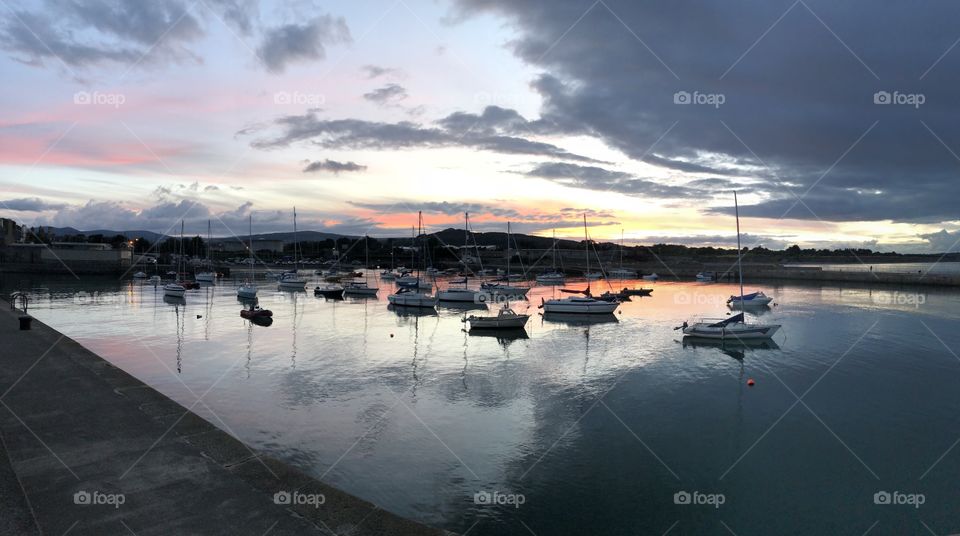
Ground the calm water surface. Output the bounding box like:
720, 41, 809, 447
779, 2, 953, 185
4, 273, 960, 535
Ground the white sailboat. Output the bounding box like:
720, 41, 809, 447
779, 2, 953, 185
536, 229, 565, 284
163, 221, 187, 298
682, 192, 780, 340
343, 235, 379, 297
278, 207, 307, 291
608, 229, 637, 279
388, 212, 437, 308
438, 212, 480, 303
542, 215, 618, 315
237, 215, 258, 299
195, 220, 216, 282
481, 221, 530, 297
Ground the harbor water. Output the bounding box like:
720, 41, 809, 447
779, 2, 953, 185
3, 273, 960, 535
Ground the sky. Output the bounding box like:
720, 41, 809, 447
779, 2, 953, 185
1, 0, 959, 252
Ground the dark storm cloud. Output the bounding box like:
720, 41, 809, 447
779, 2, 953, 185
450, 0, 960, 224
302, 159, 367, 174
524, 162, 698, 198
257, 15, 351, 73
0, 0, 256, 68
243, 109, 602, 162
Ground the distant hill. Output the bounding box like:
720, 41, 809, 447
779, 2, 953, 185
42, 227, 167, 242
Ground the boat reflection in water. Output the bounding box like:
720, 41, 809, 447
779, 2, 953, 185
438, 301, 487, 312
681, 336, 780, 360
466, 328, 529, 347
388, 304, 439, 317
541, 312, 619, 326
163, 295, 186, 306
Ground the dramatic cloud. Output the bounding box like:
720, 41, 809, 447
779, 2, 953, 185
0, 0, 256, 69
363, 83, 408, 105
449, 0, 960, 224
243, 109, 601, 162
257, 15, 351, 73
524, 162, 698, 198
0, 197, 68, 211
349, 200, 523, 218
302, 159, 367, 174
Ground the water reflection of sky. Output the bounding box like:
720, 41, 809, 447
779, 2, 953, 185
6, 274, 960, 535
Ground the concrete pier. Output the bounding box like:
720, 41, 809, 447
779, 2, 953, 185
0, 300, 450, 536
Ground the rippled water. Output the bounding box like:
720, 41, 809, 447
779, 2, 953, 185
5, 273, 960, 535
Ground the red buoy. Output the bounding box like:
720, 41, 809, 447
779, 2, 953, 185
747, 379, 755, 387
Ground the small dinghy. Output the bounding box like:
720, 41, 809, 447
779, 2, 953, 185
314, 285, 344, 299
240, 306, 273, 319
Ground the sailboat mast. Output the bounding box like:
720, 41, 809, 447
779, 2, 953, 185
552, 229, 557, 271
583, 214, 589, 293
464, 212, 469, 279
735, 191, 744, 303
293, 207, 298, 271
248, 214, 253, 280
506, 222, 511, 276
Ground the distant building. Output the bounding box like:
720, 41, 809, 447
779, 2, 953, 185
210, 239, 284, 254
0, 218, 18, 245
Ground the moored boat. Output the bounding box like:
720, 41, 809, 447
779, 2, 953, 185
465, 306, 530, 330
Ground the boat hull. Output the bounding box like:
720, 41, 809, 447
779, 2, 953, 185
278, 279, 307, 291
682, 324, 780, 340
437, 289, 478, 302
343, 287, 378, 296
729, 297, 773, 307
467, 315, 530, 329
195, 272, 216, 282
163, 285, 186, 298
542, 299, 619, 314
388, 293, 437, 308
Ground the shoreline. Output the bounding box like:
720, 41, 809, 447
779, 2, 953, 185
0, 298, 452, 535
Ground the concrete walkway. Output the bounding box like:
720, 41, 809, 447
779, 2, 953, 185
0, 300, 450, 536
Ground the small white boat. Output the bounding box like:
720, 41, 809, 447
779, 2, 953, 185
163, 283, 186, 298
585, 272, 604, 280
343, 281, 378, 296
195, 271, 216, 282
278, 273, 307, 291
465, 306, 530, 330
642, 273, 659, 281
728, 290, 773, 307
542, 296, 618, 314
379, 270, 397, 280
133, 271, 147, 279
437, 287, 479, 302
148, 275, 162, 285
397, 276, 432, 290
608, 268, 637, 279
681, 314, 780, 340
388, 288, 437, 308
696, 272, 716, 282
536, 271, 565, 284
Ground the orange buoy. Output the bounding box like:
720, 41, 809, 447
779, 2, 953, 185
747, 379, 755, 387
